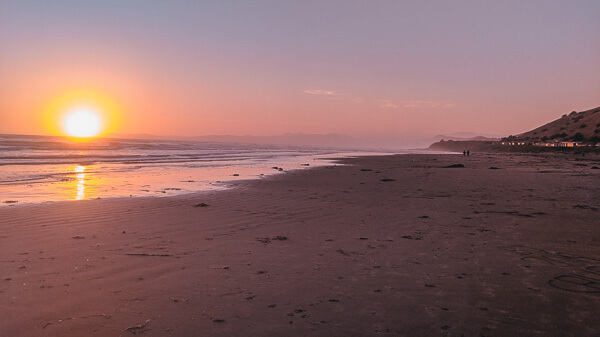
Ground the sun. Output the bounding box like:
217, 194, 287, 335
63, 109, 102, 138
42, 88, 121, 138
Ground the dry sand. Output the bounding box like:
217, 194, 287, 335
1, 153, 599, 336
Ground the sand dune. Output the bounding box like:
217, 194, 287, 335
1, 153, 599, 336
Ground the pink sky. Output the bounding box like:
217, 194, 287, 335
1, 1, 599, 142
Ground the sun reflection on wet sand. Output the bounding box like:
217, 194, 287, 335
75, 165, 86, 200
0, 153, 366, 205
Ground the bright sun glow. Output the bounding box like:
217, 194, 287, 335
63, 109, 102, 138
42, 88, 120, 137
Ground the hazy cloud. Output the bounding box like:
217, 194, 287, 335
379, 100, 398, 109
401, 100, 457, 109
304, 89, 342, 96
304, 91, 455, 111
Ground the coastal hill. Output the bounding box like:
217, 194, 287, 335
429, 105, 600, 152
515, 106, 600, 143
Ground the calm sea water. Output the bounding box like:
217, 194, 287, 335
0, 134, 392, 205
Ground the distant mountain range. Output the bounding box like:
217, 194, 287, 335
430, 132, 501, 142
515, 106, 600, 143
109, 132, 503, 150
110, 132, 364, 148
188, 133, 362, 148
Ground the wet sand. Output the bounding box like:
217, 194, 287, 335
1, 153, 599, 336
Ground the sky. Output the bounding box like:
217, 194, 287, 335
1, 0, 599, 142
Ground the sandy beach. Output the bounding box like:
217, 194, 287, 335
1, 153, 599, 336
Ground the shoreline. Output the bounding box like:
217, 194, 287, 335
1, 152, 599, 336
1, 151, 387, 207
0, 152, 401, 208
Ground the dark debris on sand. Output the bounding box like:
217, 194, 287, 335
257, 236, 289, 244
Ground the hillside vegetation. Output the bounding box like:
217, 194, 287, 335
515, 106, 600, 143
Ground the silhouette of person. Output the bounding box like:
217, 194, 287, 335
463, 150, 466, 156
467, 150, 470, 157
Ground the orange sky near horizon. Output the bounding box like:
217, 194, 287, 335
1, 1, 599, 143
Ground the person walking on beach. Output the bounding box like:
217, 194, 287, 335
463, 150, 466, 156
467, 150, 470, 157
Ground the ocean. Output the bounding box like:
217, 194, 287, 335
0, 134, 390, 205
